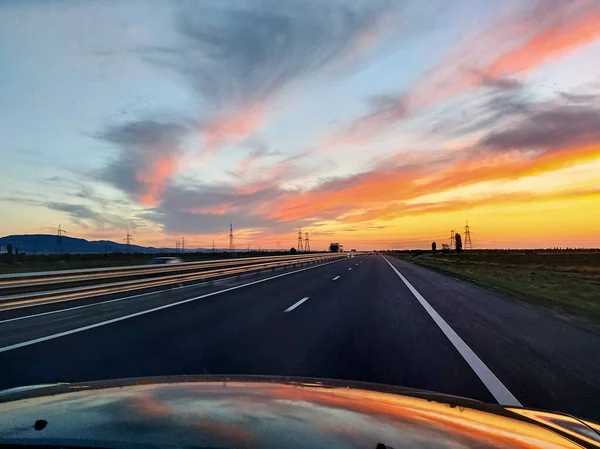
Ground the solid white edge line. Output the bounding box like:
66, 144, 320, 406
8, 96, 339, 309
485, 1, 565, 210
283, 297, 309, 313
383, 256, 522, 407
0, 259, 344, 353
348, 268, 352, 271
332, 276, 340, 281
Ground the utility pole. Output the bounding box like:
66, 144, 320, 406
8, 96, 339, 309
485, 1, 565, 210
464, 221, 473, 249
297, 227, 304, 252
304, 232, 310, 252
229, 223, 234, 253
450, 230, 455, 250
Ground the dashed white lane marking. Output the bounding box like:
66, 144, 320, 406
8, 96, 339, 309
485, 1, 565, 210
348, 268, 352, 271
0, 259, 346, 353
355, 263, 358, 266
383, 256, 522, 407
332, 276, 340, 281
284, 297, 309, 313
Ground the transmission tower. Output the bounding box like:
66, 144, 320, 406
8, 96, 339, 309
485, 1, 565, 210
464, 221, 473, 249
212, 240, 215, 253
450, 230, 455, 250
182, 237, 185, 253
297, 227, 304, 252
304, 232, 310, 252
123, 227, 133, 253
56, 224, 68, 254
229, 223, 234, 252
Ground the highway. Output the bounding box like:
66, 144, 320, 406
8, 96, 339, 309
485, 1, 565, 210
1, 255, 599, 421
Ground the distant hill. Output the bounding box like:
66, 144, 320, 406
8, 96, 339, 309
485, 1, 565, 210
0, 234, 161, 254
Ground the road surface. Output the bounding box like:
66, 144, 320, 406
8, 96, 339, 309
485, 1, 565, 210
1, 255, 599, 421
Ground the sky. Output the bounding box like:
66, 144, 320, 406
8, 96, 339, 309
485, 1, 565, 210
1, 0, 599, 250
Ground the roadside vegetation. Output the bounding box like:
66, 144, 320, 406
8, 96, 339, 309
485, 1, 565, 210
0, 251, 294, 274
388, 249, 600, 323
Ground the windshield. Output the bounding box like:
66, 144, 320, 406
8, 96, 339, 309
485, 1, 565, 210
1, 0, 599, 434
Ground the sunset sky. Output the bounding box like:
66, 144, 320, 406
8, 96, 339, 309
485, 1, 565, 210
1, 0, 599, 250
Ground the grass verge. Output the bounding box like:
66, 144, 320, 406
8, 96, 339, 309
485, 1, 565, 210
387, 250, 600, 323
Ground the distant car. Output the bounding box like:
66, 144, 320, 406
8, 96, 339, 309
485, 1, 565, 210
148, 257, 182, 265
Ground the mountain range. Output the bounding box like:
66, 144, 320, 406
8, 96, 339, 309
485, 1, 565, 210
0, 234, 163, 254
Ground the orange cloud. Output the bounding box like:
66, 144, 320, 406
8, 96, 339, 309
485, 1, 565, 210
488, 6, 600, 77
344, 186, 600, 225
204, 106, 266, 150
330, 1, 600, 147
269, 144, 600, 223
136, 155, 179, 207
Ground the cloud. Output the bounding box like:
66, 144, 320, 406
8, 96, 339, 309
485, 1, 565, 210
343, 186, 600, 224
144, 0, 402, 149
229, 140, 282, 176
97, 120, 189, 206
329, 0, 600, 146
487, 1, 600, 78
46, 202, 128, 229
483, 104, 600, 153
270, 91, 600, 223
146, 183, 282, 234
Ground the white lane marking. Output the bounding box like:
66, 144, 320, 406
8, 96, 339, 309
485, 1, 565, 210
383, 257, 522, 407
332, 276, 340, 281
284, 297, 309, 313
0, 258, 343, 324
0, 259, 345, 353
355, 263, 358, 266
348, 268, 352, 271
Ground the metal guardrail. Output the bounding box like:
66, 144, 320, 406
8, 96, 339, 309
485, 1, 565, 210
0, 254, 336, 295
0, 254, 346, 311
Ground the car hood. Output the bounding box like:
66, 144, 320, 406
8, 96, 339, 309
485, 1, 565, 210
0, 375, 599, 449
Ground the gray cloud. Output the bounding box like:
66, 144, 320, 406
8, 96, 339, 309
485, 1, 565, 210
150, 0, 399, 111
430, 88, 531, 138
483, 100, 600, 153
96, 120, 189, 200
476, 72, 522, 91
45, 202, 129, 229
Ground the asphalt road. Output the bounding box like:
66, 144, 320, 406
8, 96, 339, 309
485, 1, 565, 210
1, 255, 599, 421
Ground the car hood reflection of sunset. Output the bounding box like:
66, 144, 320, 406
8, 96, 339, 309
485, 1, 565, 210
0, 380, 588, 449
